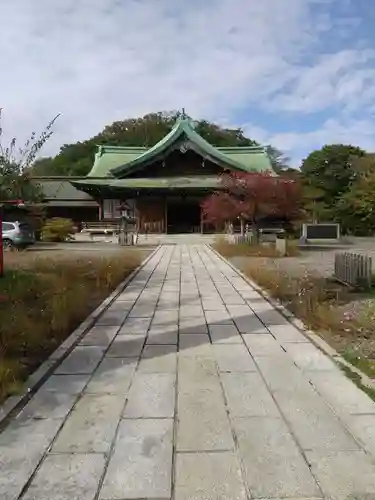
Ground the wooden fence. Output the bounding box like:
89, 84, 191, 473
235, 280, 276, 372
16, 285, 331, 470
228, 233, 253, 245
334, 252, 372, 289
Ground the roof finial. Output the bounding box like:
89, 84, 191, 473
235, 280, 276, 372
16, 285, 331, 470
181, 107, 186, 119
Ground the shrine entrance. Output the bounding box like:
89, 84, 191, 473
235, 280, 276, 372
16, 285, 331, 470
166, 198, 201, 234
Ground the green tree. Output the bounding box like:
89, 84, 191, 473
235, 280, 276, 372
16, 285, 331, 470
0, 109, 59, 202
300, 144, 365, 209
30, 111, 261, 177
336, 171, 375, 235
266, 146, 295, 175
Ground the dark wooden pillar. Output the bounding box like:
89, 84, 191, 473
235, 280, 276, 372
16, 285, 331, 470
164, 196, 168, 234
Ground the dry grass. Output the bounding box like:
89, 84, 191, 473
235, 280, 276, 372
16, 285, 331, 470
213, 238, 300, 259
245, 261, 375, 379
245, 262, 366, 344
0, 248, 144, 403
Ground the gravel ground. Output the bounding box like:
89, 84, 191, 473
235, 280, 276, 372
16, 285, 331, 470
230, 237, 375, 279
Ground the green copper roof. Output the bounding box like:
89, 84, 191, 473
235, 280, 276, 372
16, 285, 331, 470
87, 118, 273, 178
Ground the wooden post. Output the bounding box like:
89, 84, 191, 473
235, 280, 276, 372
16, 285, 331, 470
97, 199, 103, 221
164, 196, 168, 234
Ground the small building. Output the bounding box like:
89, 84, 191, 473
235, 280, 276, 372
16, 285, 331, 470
34, 116, 274, 233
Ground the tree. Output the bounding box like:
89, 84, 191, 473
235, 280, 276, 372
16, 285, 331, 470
336, 171, 375, 236
300, 144, 365, 210
201, 191, 239, 232
0, 109, 59, 202
201, 172, 303, 242
30, 111, 259, 177
266, 146, 294, 175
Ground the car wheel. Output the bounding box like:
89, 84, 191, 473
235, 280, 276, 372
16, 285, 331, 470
2, 239, 14, 251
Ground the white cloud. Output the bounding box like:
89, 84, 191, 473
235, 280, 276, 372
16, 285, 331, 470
0, 0, 373, 163
243, 118, 375, 167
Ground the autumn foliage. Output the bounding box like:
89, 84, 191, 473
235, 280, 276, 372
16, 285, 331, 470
201, 171, 303, 236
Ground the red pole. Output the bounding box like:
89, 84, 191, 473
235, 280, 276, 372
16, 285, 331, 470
0, 204, 3, 277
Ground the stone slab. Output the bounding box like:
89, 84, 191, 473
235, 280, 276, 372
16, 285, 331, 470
209, 324, 243, 344
345, 415, 375, 456
204, 310, 233, 325
213, 344, 257, 372
179, 334, 212, 355
255, 354, 309, 392
256, 309, 290, 326
99, 419, 173, 500
79, 325, 119, 346
234, 316, 269, 334
22, 453, 105, 500
177, 382, 234, 451
274, 386, 360, 451
305, 450, 375, 500
106, 333, 145, 357
53, 393, 125, 453
152, 310, 179, 324
128, 305, 156, 317
123, 373, 176, 418
18, 391, 78, 420
267, 323, 309, 343
119, 317, 151, 334
175, 452, 247, 500
226, 305, 253, 318
41, 374, 91, 394
221, 372, 280, 417
179, 318, 208, 335
95, 310, 128, 326
147, 327, 178, 345
85, 358, 136, 394
0, 418, 63, 500
308, 371, 375, 415
179, 305, 205, 318
138, 345, 177, 373
178, 356, 218, 390
234, 418, 321, 499
284, 342, 339, 371
54, 346, 105, 375
201, 299, 226, 311
242, 334, 283, 356
219, 294, 246, 305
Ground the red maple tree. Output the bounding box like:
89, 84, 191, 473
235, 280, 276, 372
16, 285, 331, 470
201, 171, 302, 240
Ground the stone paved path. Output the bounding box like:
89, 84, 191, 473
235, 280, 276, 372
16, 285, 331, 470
1, 245, 375, 500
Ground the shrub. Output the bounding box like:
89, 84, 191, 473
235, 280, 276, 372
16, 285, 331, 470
41, 218, 75, 242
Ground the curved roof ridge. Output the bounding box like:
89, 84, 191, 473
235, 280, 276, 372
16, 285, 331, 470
110, 118, 248, 177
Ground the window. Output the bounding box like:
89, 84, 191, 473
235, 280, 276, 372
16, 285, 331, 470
2, 222, 15, 231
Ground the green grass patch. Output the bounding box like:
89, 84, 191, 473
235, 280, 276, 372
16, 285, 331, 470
342, 348, 375, 379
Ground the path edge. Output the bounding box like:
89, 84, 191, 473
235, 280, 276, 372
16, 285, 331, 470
0, 245, 161, 430
209, 245, 375, 392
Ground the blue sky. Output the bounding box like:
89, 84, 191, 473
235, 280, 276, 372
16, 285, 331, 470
1, 0, 374, 166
